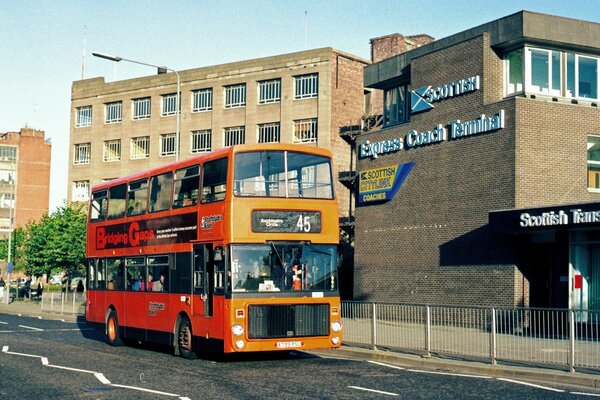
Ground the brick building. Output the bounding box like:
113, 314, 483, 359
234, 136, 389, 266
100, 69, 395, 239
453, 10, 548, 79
0, 128, 51, 275
68, 48, 370, 224
354, 11, 600, 311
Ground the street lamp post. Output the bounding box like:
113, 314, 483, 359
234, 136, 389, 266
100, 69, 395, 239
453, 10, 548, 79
92, 52, 181, 161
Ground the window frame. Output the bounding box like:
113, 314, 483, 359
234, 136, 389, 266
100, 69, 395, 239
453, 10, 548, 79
161, 93, 180, 116
130, 136, 150, 160
74, 143, 91, 165
103, 139, 121, 162
160, 133, 177, 157
224, 84, 246, 109
292, 119, 318, 144
192, 88, 213, 112
104, 101, 123, 124
76, 106, 92, 127
258, 79, 281, 104
224, 126, 245, 147
72, 180, 90, 202
132, 97, 151, 120
294, 73, 319, 99
191, 130, 212, 154
258, 122, 281, 143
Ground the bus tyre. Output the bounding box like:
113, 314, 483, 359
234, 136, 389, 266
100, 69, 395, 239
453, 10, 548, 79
177, 317, 196, 359
106, 310, 123, 346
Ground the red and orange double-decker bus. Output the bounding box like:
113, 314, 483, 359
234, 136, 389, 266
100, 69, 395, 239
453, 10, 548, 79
85, 144, 342, 357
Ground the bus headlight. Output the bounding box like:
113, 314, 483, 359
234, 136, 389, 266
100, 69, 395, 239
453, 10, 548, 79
331, 321, 342, 333
331, 336, 340, 345
235, 340, 245, 349
231, 324, 244, 337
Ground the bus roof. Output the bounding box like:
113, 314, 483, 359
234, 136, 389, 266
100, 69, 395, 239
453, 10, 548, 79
91, 143, 333, 192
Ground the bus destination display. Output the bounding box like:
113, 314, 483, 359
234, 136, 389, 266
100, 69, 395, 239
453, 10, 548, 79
252, 210, 321, 233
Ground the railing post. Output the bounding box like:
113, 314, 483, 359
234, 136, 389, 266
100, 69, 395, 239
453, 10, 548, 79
371, 302, 377, 350
424, 305, 431, 358
50, 292, 54, 313
569, 309, 576, 373
72, 292, 76, 314
490, 308, 497, 366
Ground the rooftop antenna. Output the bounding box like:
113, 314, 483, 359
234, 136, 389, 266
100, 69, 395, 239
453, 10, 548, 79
304, 11, 308, 50
81, 25, 87, 79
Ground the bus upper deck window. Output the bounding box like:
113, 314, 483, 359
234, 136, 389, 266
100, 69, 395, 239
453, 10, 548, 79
149, 172, 173, 212
90, 189, 108, 222
201, 158, 228, 203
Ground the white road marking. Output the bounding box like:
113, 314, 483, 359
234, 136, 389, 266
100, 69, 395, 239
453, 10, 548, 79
497, 378, 565, 393
406, 369, 492, 379
110, 384, 181, 397
368, 360, 406, 370
95, 373, 111, 385
0, 321, 8, 325
571, 392, 600, 397
349, 385, 399, 396
18, 325, 44, 331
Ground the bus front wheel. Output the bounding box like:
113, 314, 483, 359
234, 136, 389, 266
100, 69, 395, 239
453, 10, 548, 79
177, 317, 197, 359
106, 310, 122, 346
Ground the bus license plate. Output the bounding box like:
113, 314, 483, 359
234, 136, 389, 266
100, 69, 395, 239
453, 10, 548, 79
276, 341, 302, 349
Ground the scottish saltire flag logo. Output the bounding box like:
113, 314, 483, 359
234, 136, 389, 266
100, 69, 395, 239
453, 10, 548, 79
411, 86, 434, 113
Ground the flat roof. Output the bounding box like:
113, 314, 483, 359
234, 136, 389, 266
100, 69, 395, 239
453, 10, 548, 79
365, 10, 600, 89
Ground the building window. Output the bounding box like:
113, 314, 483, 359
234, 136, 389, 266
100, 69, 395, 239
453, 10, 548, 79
161, 93, 180, 116
293, 119, 317, 144
258, 122, 280, 143
506, 47, 599, 100
133, 97, 151, 119
72, 180, 90, 202
258, 79, 281, 104
191, 130, 212, 153
294, 73, 318, 99
104, 101, 122, 124
74, 143, 91, 165
505, 49, 523, 95
103, 140, 121, 162
160, 133, 177, 156
224, 126, 245, 147
130, 136, 150, 160
383, 84, 410, 127
588, 136, 600, 191
0, 147, 17, 162
568, 54, 599, 99
224, 84, 246, 108
192, 89, 212, 112
76, 106, 92, 127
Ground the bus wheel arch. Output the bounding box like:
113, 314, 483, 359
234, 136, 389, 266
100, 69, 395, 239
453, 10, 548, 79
105, 307, 123, 346
174, 313, 197, 359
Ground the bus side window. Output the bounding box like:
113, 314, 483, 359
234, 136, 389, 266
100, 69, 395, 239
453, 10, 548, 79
201, 158, 228, 203
149, 172, 173, 212
88, 259, 96, 290
173, 165, 200, 208
97, 259, 105, 290
107, 184, 127, 220
127, 179, 148, 216
90, 190, 108, 222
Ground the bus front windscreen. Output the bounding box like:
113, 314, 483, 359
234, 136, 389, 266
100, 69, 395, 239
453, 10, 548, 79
233, 151, 334, 199
229, 243, 338, 293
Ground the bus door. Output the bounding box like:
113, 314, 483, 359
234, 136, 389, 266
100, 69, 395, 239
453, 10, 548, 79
193, 244, 213, 317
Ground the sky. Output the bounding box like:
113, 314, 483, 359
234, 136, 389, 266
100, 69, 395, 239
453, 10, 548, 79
1, 0, 599, 212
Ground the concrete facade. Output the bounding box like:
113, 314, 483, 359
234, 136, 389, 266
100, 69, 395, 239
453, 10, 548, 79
355, 11, 600, 307
69, 48, 370, 219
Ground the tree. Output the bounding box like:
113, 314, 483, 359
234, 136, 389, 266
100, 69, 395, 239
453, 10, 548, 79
4, 203, 88, 279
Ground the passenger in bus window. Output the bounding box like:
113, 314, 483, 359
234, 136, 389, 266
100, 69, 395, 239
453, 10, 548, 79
152, 272, 165, 292
146, 273, 154, 291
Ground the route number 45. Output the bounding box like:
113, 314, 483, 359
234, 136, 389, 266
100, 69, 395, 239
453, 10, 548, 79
296, 215, 311, 232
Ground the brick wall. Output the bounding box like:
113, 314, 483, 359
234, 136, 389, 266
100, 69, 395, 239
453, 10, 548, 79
354, 35, 522, 307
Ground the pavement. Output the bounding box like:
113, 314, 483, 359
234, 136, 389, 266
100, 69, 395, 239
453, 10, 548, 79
2, 298, 600, 390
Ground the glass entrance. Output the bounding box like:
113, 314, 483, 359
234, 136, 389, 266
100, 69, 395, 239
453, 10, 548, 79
570, 231, 600, 320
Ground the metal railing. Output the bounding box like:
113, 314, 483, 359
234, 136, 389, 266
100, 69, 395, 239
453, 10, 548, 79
40, 292, 86, 315
342, 301, 600, 373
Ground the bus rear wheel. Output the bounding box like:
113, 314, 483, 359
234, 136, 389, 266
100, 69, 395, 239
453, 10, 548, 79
177, 317, 196, 359
106, 310, 122, 346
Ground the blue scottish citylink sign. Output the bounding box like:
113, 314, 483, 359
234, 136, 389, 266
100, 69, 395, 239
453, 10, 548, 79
358, 162, 415, 205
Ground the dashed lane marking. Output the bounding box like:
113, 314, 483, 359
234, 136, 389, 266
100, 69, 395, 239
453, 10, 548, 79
18, 325, 44, 331
349, 385, 399, 396
497, 378, 565, 393
2, 345, 189, 399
